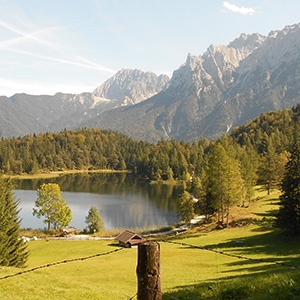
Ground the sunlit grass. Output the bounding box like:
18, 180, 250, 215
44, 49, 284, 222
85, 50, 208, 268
1, 188, 300, 299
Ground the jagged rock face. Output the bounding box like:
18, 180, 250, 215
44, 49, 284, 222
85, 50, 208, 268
93, 69, 169, 106
87, 31, 267, 141
84, 23, 300, 142
221, 23, 300, 129
167, 32, 266, 111
182, 25, 300, 139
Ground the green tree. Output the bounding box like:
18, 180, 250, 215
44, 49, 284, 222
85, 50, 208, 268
177, 191, 195, 223
259, 139, 280, 195
277, 136, 300, 234
224, 157, 246, 226
206, 143, 228, 224
206, 143, 245, 225
33, 183, 73, 230
85, 206, 104, 233
239, 147, 258, 204
0, 177, 28, 267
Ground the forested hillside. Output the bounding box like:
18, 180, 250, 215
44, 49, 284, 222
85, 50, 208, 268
0, 127, 208, 181
1, 106, 299, 182
0, 129, 146, 175
231, 107, 296, 153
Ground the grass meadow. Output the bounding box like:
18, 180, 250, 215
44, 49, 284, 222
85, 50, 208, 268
1, 187, 300, 299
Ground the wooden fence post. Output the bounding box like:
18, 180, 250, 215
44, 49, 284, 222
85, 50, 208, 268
136, 241, 161, 300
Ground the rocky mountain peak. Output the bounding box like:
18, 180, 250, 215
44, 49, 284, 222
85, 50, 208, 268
237, 23, 300, 75
185, 53, 202, 70
228, 33, 266, 51
93, 68, 169, 106
169, 32, 266, 94
268, 23, 300, 39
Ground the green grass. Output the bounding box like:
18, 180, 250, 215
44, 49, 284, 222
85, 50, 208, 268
1, 188, 300, 299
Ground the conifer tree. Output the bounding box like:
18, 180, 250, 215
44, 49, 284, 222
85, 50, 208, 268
0, 177, 28, 267
206, 143, 245, 225
205, 143, 229, 224
239, 147, 258, 204
259, 139, 280, 195
277, 135, 300, 234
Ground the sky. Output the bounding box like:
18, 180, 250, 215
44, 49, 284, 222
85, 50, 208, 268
0, 0, 300, 97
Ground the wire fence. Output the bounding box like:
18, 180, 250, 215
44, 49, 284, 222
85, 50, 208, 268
159, 239, 300, 270
1, 238, 299, 299
0, 247, 123, 280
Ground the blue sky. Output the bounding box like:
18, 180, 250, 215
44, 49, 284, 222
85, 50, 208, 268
0, 0, 300, 97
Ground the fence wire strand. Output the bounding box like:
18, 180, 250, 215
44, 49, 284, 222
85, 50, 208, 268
2, 238, 299, 299
159, 239, 300, 270
0, 247, 123, 280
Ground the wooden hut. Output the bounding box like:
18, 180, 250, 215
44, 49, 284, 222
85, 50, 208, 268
116, 230, 145, 248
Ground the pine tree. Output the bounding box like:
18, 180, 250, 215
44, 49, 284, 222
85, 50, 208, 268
239, 147, 258, 204
0, 177, 28, 267
206, 143, 245, 225
277, 135, 300, 234
259, 139, 280, 195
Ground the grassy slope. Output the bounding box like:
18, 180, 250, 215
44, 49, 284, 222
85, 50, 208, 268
1, 188, 300, 299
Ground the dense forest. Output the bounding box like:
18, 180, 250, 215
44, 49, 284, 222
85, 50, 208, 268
1, 105, 300, 225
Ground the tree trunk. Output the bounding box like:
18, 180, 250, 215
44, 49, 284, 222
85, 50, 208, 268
221, 199, 225, 225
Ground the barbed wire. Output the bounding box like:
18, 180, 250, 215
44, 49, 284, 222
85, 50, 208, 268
158, 239, 300, 270
0, 247, 123, 281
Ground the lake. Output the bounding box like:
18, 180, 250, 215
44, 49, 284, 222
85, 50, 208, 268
13, 173, 180, 230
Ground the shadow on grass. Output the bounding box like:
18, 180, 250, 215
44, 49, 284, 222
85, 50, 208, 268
162, 271, 300, 300
254, 210, 278, 218
191, 223, 300, 266
161, 207, 300, 299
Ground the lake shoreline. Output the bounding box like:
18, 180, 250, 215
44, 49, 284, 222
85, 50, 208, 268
14, 173, 180, 230
7, 169, 130, 180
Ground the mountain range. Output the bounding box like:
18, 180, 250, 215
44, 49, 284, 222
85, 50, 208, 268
1, 23, 300, 142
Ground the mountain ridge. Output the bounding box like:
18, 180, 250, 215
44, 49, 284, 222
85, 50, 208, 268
1, 23, 300, 142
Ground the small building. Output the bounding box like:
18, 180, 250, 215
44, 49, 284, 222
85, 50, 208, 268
116, 230, 145, 248
62, 227, 77, 237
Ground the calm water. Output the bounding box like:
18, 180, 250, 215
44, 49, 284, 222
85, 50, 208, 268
14, 173, 180, 230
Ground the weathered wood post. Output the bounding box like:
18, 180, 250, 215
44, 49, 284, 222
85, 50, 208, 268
136, 241, 161, 300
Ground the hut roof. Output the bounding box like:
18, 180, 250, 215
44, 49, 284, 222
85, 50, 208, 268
116, 230, 144, 246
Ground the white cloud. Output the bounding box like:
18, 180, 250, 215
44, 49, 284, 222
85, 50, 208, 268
223, 1, 256, 15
